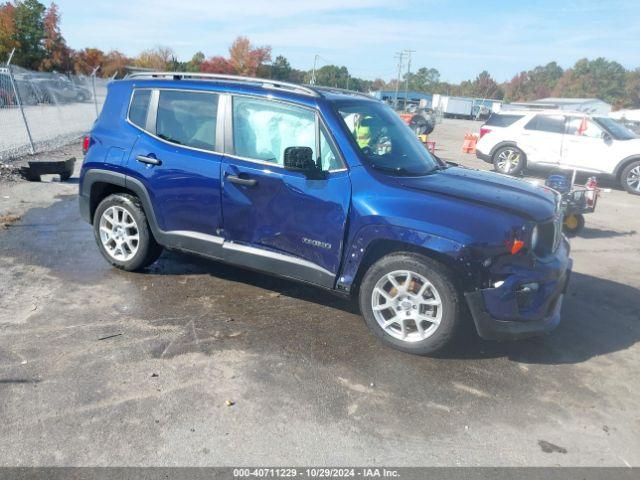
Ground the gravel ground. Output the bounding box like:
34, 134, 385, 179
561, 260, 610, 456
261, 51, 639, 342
0, 121, 639, 467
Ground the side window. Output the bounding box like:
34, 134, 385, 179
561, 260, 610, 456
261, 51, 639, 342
232, 97, 316, 165
566, 117, 603, 139
485, 114, 523, 127
524, 114, 565, 134
156, 90, 218, 151
128, 90, 151, 129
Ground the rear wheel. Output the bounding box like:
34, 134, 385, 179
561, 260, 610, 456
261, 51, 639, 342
621, 160, 640, 195
493, 146, 525, 175
358, 253, 462, 355
93, 193, 163, 271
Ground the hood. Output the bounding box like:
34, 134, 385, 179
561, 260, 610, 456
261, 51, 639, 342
398, 167, 557, 221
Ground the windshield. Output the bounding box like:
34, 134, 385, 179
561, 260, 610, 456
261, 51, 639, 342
593, 117, 638, 140
335, 100, 439, 175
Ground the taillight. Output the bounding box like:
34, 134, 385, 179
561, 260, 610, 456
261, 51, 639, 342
82, 135, 90, 155
479, 127, 492, 139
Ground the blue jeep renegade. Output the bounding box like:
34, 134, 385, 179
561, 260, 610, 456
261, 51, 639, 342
79, 72, 572, 355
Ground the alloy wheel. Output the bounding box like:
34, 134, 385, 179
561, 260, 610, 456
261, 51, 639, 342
496, 149, 520, 173
98, 206, 140, 261
371, 270, 443, 343
627, 165, 640, 192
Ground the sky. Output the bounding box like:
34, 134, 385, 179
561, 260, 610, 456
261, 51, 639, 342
54, 0, 640, 83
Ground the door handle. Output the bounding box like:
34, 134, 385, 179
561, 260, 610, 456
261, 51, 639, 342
136, 155, 162, 166
227, 174, 257, 187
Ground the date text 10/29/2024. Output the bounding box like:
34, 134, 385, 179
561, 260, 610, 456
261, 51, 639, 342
233, 468, 400, 478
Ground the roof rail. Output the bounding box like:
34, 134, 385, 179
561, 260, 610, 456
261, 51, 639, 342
313, 85, 375, 100
125, 71, 321, 97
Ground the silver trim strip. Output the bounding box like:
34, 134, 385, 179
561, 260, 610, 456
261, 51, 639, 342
166, 230, 224, 244
222, 241, 334, 277
164, 230, 333, 276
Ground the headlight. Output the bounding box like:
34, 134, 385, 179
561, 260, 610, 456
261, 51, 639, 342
530, 225, 539, 251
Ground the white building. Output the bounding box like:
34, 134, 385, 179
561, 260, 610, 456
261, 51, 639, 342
507, 97, 612, 115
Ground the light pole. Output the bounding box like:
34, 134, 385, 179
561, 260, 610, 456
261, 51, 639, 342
310, 54, 319, 85
403, 49, 414, 111
393, 51, 404, 109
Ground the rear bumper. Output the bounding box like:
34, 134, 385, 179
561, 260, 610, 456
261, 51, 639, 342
465, 241, 572, 341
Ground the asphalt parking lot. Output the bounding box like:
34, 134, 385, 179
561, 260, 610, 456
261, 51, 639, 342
1, 119, 639, 466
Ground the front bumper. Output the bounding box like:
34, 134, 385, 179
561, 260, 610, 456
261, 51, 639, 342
465, 241, 572, 341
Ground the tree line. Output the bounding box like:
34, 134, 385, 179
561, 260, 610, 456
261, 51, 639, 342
1, 0, 638, 109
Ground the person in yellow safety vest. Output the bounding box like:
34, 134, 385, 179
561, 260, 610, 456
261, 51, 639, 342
355, 114, 373, 149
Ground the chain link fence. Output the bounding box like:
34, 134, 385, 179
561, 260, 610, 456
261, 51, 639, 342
0, 60, 108, 162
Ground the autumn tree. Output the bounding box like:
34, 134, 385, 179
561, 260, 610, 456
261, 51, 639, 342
228, 36, 271, 76
200, 55, 234, 74
9, 0, 46, 68
135, 46, 176, 71
40, 2, 72, 72
73, 48, 104, 75
0, 2, 18, 62
553, 58, 627, 108
101, 50, 129, 78
504, 62, 564, 101
185, 51, 204, 72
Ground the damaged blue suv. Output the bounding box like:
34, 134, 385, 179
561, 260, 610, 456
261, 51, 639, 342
79, 72, 572, 355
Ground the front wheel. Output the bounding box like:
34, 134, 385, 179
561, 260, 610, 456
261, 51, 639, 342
493, 146, 525, 175
621, 160, 640, 195
93, 193, 163, 271
358, 253, 463, 355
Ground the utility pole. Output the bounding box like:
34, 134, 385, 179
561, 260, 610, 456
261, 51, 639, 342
393, 51, 404, 109
403, 49, 414, 111
310, 54, 319, 85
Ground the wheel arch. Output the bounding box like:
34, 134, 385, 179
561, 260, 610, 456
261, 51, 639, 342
614, 155, 640, 180
490, 141, 527, 163
338, 226, 471, 296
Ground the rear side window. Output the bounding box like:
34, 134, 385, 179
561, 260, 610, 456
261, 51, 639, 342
484, 114, 523, 127
156, 90, 219, 151
128, 90, 151, 128
524, 114, 565, 134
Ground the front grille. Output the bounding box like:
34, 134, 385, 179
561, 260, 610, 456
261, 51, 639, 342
534, 217, 561, 257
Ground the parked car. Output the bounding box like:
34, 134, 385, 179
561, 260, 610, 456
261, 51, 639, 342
476, 110, 640, 195
30, 76, 92, 103
79, 73, 571, 355
0, 69, 42, 106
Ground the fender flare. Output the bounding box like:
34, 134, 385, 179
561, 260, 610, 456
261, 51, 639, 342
80, 169, 162, 237
336, 224, 468, 292
613, 155, 640, 178
489, 141, 522, 159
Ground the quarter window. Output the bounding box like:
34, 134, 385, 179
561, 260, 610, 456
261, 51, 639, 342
156, 90, 219, 151
524, 115, 565, 134
232, 97, 317, 166
128, 90, 151, 129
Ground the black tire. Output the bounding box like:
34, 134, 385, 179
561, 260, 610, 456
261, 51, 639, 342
620, 160, 640, 195
76, 92, 86, 102
93, 193, 163, 271
492, 145, 526, 176
358, 252, 463, 355
563, 213, 585, 237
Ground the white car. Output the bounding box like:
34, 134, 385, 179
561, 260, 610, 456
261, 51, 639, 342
475, 110, 640, 195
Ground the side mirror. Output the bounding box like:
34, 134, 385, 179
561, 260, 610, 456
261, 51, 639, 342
283, 146, 325, 178
602, 132, 612, 143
